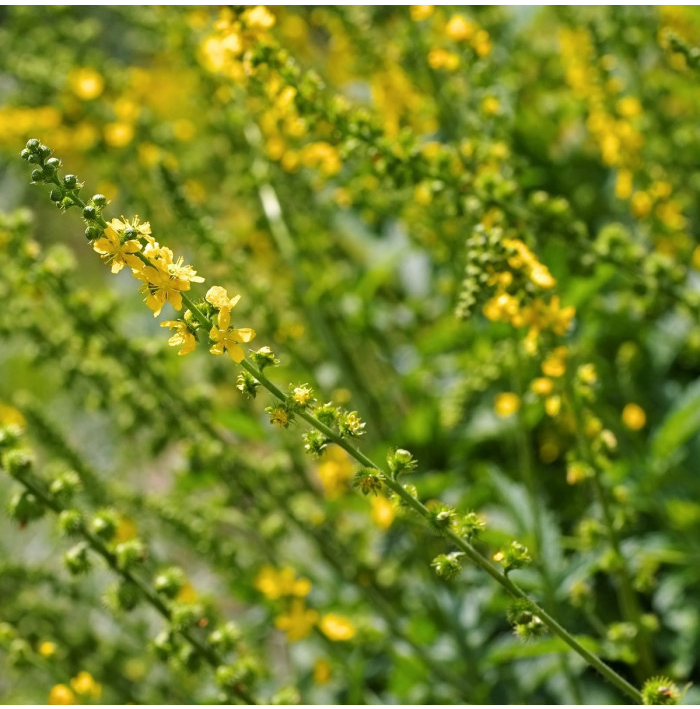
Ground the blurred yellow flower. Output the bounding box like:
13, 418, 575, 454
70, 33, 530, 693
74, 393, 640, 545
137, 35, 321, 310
49, 684, 75, 705
104, 122, 134, 148
313, 658, 332, 684
370, 495, 395, 530
38, 641, 56, 658
69, 68, 104, 100
446, 15, 475, 42
255, 566, 312, 600
319, 613, 356, 641
275, 599, 319, 642
622, 403, 646, 430
495, 393, 521, 418
71, 671, 101, 701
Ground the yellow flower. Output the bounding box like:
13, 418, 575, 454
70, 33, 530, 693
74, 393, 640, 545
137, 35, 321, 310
319, 613, 356, 641
446, 15, 475, 42
69, 68, 104, 100
370, 495, 395, 530
38, 641, 56, 658
92, 219, 144, 274
481, 96, 500, 116
49, 685, 75, 705
317, 445, 354, 499
292, 384, 313, 407
622, 403, 646, 430
161, 319, 197, 356
531, 378, 554, 396
275, 599, 319, 642
205, 285, 241, 312
209, 305, 256, 363
410, 5, 434, 21
313, 658, 332, 685
255, 566, 311, 600
495, 392, 521, 418
545, 395, 562, 417
542, 347, 567, 378
71, 671, 101, 701
134, 265, 185, 317
428, 48, 460, 71
104, 121, 134, 148
243, 5, 276, 29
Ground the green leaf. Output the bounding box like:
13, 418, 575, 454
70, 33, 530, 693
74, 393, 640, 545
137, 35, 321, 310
651, 379, 700, 459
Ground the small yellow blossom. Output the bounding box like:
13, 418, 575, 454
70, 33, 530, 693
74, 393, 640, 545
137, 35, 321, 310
446, 15, 475, 42
370, 495, 395, 529
495, 392, 521, 418
578, 363, 597, 385
319, 613, 356, 641
493, 551, 505, 562
622, 403, 646, 430
531, 378, 554, 396
255, 566, 311, 600
92, 222, 142, 274
49, 684, 75, 705
71, 671, 101, 701
472, 29, 492, 57
69, 68, 104, 100
275, 599, 319, 642
161, 319, 197, 356
104, 122, 134, 148
209, 304, 256, 363
205, 285, 241, 312
545, 395, 562, 417
410, 5, 434, 21
428, 48, 460, 71
292, 384, 313, 407
313, 658, 332, 685
38, 641, 56, 658
317, 445, 354, 499
615, 169, 634, 200
481, 96, 500, 116
542, 347, 567, 378
631, 191, 652, 218
242, 5, 275, 29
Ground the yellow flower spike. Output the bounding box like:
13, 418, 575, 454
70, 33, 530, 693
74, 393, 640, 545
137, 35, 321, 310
495, 393, 521, 418
49, 684, 75, 705
275, 599, 319, 642
161, 319, 197, 356
319, 613, 356, 641
622, 403, 646, 430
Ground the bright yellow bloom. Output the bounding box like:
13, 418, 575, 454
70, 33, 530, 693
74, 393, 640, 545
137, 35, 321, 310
531, 378, 554, 396
38, 641, 56, 658
255, 566, 312, 600
71, 671, 101, 701
410, 5, 434, 21
209, 305, 256, 363
243, 5, 275, 29
104, 121, 134, 148
545, 395, 562, 417
49, 685, 75, 705
370, 495, 395, 529
161, 319, 197, 355
134, 265, 185, 317
205, 285, 241, 312
542, 347, 567, 378
446, 15, 475, 42
275, 599, 319, 642
319, 613, 356, 641
292, 384, 313, 407
622, 403, 646, 430
428, 48, 460, 71
69, 67, 104, 100
92, 222, 142, 274
495, 392, 521, 418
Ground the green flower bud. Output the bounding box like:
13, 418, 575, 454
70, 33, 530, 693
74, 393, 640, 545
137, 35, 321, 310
2, 449, 34, 478
235, 371, 259, 399
431, 552, 463, 581
115, 539, 147, 570
641, 677, 681, 705
92, 193, 107, 207
152, 629, 179, 661
0, 425, 23, 450
58, 509, 84, 536
82, 206, 97, 221
38, 144, 52, 159
250, 346, 280, 370
387, 448, 417, 476
44, 157, 60, 171
49, 189, 63, 202
209, 621, 242, 653
63, 174, 78, 189
154, 567, 185, 599
90, 509, 119, 541
507, 599, 546, 640
49, 470, 81, 501
169, 602, 202, 632
31, 169, 44, 183
302, 430, 328, 457
25, 138, 40, 152
106, 580, 141, 612
456, 511, 486, 540
8, 491, 45, 525
493, 541, 532, 573
20, 148, 31, 160
315, 403, 340, 427
85, 226, 101, 241
64, 542, 92, 575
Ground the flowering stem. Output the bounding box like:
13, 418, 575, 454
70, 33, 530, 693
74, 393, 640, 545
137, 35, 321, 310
230, 359, 643, 704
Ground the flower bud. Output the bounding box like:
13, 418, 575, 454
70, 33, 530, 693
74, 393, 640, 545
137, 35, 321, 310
58, 509, 84, 536
8, 491, 45, 525
25, 138, 40, 152
91, 193, 107, 207
90, 509, 119, 541
431, 552, 463, 580
2, 449, 33, 478
115, 539, 147, 570
82, 206, 97, 221
63, 174, 78, 189
154, 567, 185, 599
64, 542, 91, 575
